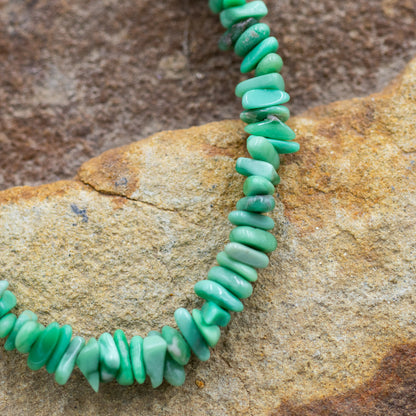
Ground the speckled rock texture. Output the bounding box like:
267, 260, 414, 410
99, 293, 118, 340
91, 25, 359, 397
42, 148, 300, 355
0, 53, 416, 414
0, 0, 416, 190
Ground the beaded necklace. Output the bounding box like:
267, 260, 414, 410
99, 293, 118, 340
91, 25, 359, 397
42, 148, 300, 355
0, 0, 299, 392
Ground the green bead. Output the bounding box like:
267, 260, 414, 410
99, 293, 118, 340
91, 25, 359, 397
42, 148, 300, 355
207, 266, 253, 299
46, 324, 73, 374
255, 52, 283, 76
266, 138, 300, 154
209, 0, 223, 13
236, 73, 284, 98
242, 89, 289, 110
228, 209, 274, 230
55, 336, 85, 385
225, 242, 269, 268
229, 226, 277, 253
76, 337, 100, 392
15, 321, 44, 354
28, 322, 60, 371
223, 0, 245, 8
241, 36, 278, 73
130, 336, 146, 384
218, 17, 258, 51
4, 310, 37, 351
0, 280, 9, 298
192, 309, 221, 347
114, 329, 134, 386
0, 313, 16, 338
143, 334, 167, 388
174, 307, 211, 361
236, 157, 280, 185
236, 194, 276, 212
245, 118, 296, 140
220, 1, 268, 29
243, 176, 275, 196
0, 290, 17, 318
194, 281, 244, 312
161, 325, 191, 366
240, 105, 290, 124
99, 332, 120, 383
247, 135, 280, 169
234, 23, 270, 57
216, 251, 258, 282
201, 301, 231, 326
164, 355, 186, 386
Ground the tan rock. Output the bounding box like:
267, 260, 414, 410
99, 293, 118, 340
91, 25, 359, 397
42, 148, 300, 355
0, 57, 415, 415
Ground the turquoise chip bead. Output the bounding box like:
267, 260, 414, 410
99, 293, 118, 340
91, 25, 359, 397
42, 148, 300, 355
236, 195, 276, 212
55, 336, 85, 385
192, 309, 221, 347
46, 324, 73, 374
247, 135, 280, 169
76, 337, 100, 392
255, 52, 283, 76
28, 322, 60, 371
240, 105, 290, 124
241, 36, 278, 73
0, 290, 17, 318
161, 325, 191, 366
164, 355, 186, 386
236, 73, 284, 97
130, 336, 146, 384
243, 176, 275, 196
228, 209, 274, 230
201, 301, 231, 326
242, 89, 289, 110
143, 333, 167, 388
207, 266, 253, 299
194, 280, 244, 312
223, 0, 246, 7
114, 329, 134, 386
0, 280, 9, 298
266, 138, 300, 154
15, 321, 44, 353
229, 225, 277, 253
218, 17, 258, 51
99, 332, 121, 383
0, 313, 16, 338
245, 118, 296, 140
174, 308, 211, 361
209, 0, 223, 13
234, 23, 270, 57
216, 251, 258, 282
220, 1, 268, 29
236, 157, 280, 185
4, 310, 37, 351
225, 242, 269, 268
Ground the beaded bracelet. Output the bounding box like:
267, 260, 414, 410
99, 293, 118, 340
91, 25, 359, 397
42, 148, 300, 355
0, 0, 299, 392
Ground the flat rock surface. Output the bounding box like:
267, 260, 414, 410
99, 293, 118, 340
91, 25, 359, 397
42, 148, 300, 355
0, 53, 416, 414
1, 0, 416, 189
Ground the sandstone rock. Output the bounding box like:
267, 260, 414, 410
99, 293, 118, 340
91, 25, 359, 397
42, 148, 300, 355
0, 56, 416, 415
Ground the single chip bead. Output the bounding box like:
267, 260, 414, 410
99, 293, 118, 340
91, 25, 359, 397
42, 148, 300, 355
194, 280, 244, 312
46, 324, 73, 374
201, 301, 231, 326
247, 135, 280, 169
114, 329, 134, 386
242, 89, 289, 110
164, 355, 186, 386
230, 226, 277, 253
255, 52, 283, 76
0, 290, 17, 318
225, 242, 269, 268
220, 1, 268, 29
243, 176, 275, 196
223, 0, 246, 8
236, 194, 276, 213
0, 313, 16, 338
143, 333, 168, 388
241, 36, 278, 73
15, 321, 44, 354
76, 337, 100, 392
4, 310, 37, 351
234, 23, 270, 57
28, 322, 60, 371
245, 118, 296, 140
209, 0, 223, 13
0, 280, 9, 298
240, 105, 290, 124
228, 209, 274, 230
130, 336, 146, 384
192, 309, 221, 347
208, 266, 253, 299
55, 336, 85, 385
218, 17, 258, 51
236, 73, 284, 97
216, 251, 258, 282
236, 157, 280, 185
266, 138, 300, 154
174, 308, 211, 361
161, 325, 191, 366
99, 332, 121, 383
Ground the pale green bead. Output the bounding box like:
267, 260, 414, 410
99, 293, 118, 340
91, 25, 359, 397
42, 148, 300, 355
15, 321, 44, 354
161, 325, 191, 366
236, 157, 280, 185
0, 313, 16, 338
243, 176, 275, 196
234, 23, 270, 57
240, 105, 290, 124
0, 280, 9, 298
255, 52, 283, 76
4, 310, 37, 351
247, 135, 280, 169
192, 309, 221, 347
114, 329, 134, 386
236, 195, 276, 212
164, 355, 186, 386
208, 266, 253, 299
216, 251, 258, 282
209, 0, 223, 13
201, 301, 231, 326
76, 337, 100, 392
28, 322, 60, 371
0, 290, 17, 318
130, 336, 146, 384
241, 36, 278, 73
99, 332, 120, 383
242, 89, 289, 110
46, 325, 72, 374
266, 138, 300, 154
229, 209, 274, 230
225, 242, 269, 268
236, 73, 284, 97
220, 1, 268, 29
55, 336, 85, 385
245, 118, 296, 140
143, 334, 167, 388
229, 225, 277, 253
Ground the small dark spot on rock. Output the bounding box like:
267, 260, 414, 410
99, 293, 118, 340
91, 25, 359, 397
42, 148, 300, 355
70, 204, 88, 223
115, 177, 128, 187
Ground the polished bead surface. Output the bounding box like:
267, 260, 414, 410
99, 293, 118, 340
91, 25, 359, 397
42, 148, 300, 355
225, 242, 269, 268
143, 333, 167, 388
241, 36, 278, 73
243, 175, 275, 196
130, 335, 146, 384
230, 225, 277, 253
161, 325, 191, 366
208, 266, 253, 298
240, 105, 290, 124
245, 118, 296, 140
209, 0, 223, 13
218, 17, 258, 51
164, 355, 186, 386
223, 0, 246, 8
234, 23, 270, 57
114, 329, 134, 386
236, 157, 280, 185
0, 313, 16, 338
255, 52, 283, 76
201, 301, 231, 326
4, 310, 37, 351
0, 280, 9, 298
228, 209, 274, 230
15, 321, 44, 354
192, 309, 221, 347
242, 89, 289, 110
28, 322, 60, 371
236, 194, 276, 213
220, 1, 268, 29
0, 290, 17, 318
216, 251, 258, 282
247, 135, 280, 169
266, 138, 300, 154
99, 332, 121, 383
46, 324, 73, 374
55, 336, 85, 385
76, 337, 100, 392
236, 73, 284, 97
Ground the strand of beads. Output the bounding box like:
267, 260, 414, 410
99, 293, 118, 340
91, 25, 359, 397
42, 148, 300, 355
0, 0, 299, 392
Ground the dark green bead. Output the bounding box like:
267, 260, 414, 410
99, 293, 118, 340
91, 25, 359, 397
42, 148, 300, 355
28, 322, 60, 371
218, 17, 258, 51
46, 324, 73, 374
228, 209, 274, 230
234, 23, 270, 57
0, 313, 16, 338
220, 1, 268, 29
216, 251, 258, 282
208, 266, 253, 299
236, 73, 284, 98
99, 332, 121, 383
130, 336, 146, 384
15, 321, 44, 354
76, 337, 100, 392
236, 195, 276, 212
4, 310, 37, 351
242, 89, 289, 110
164, 355, 186, 386
243, 176, 275, 196
255, 52, 283, 76
0, 290, 17, 318
114, 329, 134, 386
241, 36, 278, 73
240, 105, 290, 124
143, 333, 168, 388
209, 0, 223, 13
223, 0, 246, 8
266, 138, 300, 154
229, 225, 277, 253
236, 157, 280, 185
201, 301, 231, 326
55, 336, 85, 385
161, 325, 191, 366
224, 242, 269, 268
247, 135, 280, 169
245, 118, 296, 140
192, 309, 221, 347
